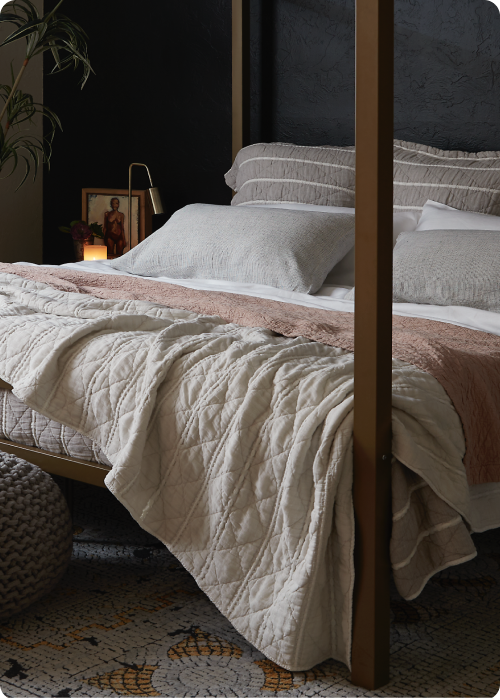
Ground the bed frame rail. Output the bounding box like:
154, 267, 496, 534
0, 436, 109, 487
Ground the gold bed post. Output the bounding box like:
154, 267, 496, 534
351, 0, 394, 689
232, 0, 251, 161
232, 0, 393, 689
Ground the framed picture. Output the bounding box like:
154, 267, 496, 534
82, 188, 152, 257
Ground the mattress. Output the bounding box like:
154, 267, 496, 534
0, 388, 111, 467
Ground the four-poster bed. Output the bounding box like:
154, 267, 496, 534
0, 0, 498, 693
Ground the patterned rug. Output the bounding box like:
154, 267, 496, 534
0, 477, 499, 699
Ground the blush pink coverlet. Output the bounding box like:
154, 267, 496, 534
2, 263, 499, 485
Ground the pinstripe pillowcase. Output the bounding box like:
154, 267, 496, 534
226, 142, 356, 208
110, 204, 356, 294
392, 230, 500, 311
393, 140, 500, 215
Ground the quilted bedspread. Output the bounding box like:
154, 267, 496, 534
0, 388, 111, 466
0, 271, 477, 671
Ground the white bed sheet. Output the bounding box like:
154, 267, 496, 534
13, 260, 500, 531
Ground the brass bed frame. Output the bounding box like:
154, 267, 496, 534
1, 0, 395, 689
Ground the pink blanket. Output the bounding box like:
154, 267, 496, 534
2, 263, 499, 485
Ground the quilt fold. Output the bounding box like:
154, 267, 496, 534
0, 267, 488, 670
1, 263, 499, 484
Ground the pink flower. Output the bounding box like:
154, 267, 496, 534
70, 221, 92, 241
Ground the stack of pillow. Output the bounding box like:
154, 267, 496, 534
112, 140, 500, 310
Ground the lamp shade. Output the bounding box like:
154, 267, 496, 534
149, 187, 164, 215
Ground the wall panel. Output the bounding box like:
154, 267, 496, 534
0, 0, 43, 264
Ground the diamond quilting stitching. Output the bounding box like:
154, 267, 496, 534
0, 272, 362, 669
0, 388, 110, 464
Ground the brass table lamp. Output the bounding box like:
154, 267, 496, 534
128, 163, 164, 251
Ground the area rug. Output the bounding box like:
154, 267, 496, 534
0, 474, 499, 699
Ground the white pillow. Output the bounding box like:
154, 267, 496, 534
253, 203, 420, 287
416, 200, 500, 231
392, 211, 421, 244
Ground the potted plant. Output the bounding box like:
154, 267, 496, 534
58, 220, 90, 261
89, 222, 104, 241
58, 220, 103, 261
0, 0, 92, 188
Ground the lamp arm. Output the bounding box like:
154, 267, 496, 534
128, 163, 154, 252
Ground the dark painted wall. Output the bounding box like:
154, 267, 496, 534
43, 0, 232, 264
249, 0, 500, 148
44, 0, 500, 263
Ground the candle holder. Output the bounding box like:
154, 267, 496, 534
83, 244, 107, 261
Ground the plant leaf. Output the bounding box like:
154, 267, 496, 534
0, 0, 92, 187
0, 17, 45, 48
0, 13, 23, 25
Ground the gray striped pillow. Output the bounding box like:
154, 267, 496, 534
393, 140, 500, 215
226, 142, 356, 209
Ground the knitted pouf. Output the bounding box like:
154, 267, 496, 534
0, 453, 73, 621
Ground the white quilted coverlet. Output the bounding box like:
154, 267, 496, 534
0, 273, 471, 671
0, 389, 111, 465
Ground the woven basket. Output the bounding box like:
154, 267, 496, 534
0, 453, 73, 621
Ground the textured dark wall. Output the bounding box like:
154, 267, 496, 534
43, 0, 500, 262
43, 0, 232, 264
250, 0, 500, 149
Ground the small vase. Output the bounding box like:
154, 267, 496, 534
73, 237, 94, 262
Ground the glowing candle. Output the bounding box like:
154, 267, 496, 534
84, 245, 107, 261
